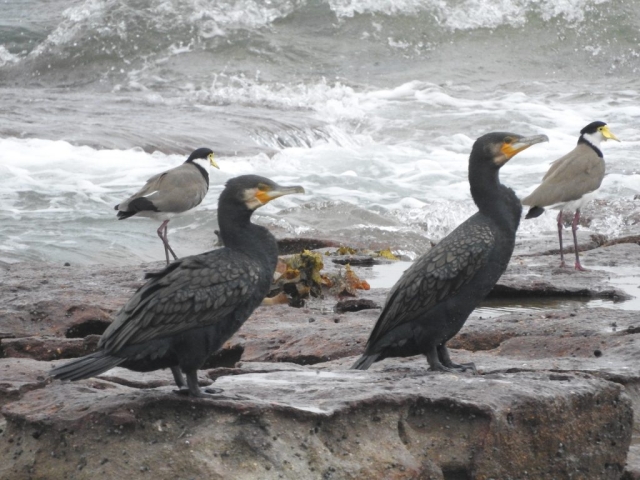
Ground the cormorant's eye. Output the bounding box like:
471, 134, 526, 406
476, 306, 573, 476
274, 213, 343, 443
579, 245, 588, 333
503, 137, 513, 144
257, 183, 270, 192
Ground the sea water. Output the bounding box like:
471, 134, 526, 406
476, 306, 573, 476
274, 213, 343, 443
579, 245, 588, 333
0, 0, 639, 265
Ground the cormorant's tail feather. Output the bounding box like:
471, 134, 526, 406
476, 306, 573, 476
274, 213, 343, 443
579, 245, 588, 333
351, 353, 380, 370
50, 351, 125, 381
525, 206, 545, 219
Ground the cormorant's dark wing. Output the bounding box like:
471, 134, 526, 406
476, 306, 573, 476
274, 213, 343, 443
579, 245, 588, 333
366, 219, 493, 347
99, 248, 261, 352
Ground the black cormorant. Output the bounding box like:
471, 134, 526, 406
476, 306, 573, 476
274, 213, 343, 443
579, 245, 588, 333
115, 147, 219, 265
52, 175, 304, 397
353, 132, 548, 372
522, 121, 619, 271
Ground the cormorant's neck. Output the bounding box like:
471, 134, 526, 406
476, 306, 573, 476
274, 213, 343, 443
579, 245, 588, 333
218, 202, 278, 270
469, 161, 521, 231
469, 161, 502, 214
186, 159, 210, 187
578, 133, 603, 158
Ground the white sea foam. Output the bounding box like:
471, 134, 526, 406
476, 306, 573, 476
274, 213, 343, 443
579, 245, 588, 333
5, 71, 640, 261
192, 75, 379, 124
29, 0, 302, 60
329, 0, 612, 28
1, 71, 639, 264
0, 45, 20, 67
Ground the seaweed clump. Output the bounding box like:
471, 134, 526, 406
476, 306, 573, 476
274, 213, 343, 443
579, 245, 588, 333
267, 245, 395, 307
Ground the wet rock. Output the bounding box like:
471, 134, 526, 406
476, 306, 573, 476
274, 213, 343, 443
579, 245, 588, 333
234, 304, 373, 364
0, 301, 115, 339
0, 358, 51, 406
602, 234, 640, 248
334, 298, 380, 313
624, 445, 640, 480
331, 255, 376, 266
277, 238, 340, 255
2, 335, 100, 361
0, 262, 143, 338
1, 240, 640, 477
95, 366, 213, 390
450, 308, 640, 353
494, 244, 638, 301
0, 366, 631, 480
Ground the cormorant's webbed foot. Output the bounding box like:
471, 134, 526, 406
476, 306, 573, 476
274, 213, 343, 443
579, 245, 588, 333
428, 345, 478, 374
171, 366, 191, 394
443, 362, 477, 374
204, 387, 224, 395
182, 370, 229, 398
427, 361, 477, 374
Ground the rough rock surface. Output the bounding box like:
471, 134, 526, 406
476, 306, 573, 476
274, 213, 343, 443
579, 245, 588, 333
1, 241, 640, 478
0, 362, 632, 480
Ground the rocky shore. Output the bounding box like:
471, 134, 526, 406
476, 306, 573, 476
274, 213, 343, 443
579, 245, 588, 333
1, 237, 640, 479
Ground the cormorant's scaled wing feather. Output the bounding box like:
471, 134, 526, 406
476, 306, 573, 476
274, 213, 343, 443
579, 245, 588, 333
99, 248, 261, 352
366, 220, 493, 347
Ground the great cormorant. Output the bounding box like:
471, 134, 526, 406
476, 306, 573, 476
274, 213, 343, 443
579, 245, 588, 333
53, 175, 304, 397
353, 132, 548, 372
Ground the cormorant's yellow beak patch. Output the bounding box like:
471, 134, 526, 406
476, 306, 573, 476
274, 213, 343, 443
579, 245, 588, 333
246, 183, 305, 210
255, 188, 273, 205
496, 134, 549, 165
208, 153, 220, 169
600, 125, 620, 142
500, 137, 521, 161
255, 184, 305, 205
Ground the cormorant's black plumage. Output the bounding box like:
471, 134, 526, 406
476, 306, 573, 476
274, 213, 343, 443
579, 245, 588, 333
353, 132, 548, 372
52, 175, 304, 397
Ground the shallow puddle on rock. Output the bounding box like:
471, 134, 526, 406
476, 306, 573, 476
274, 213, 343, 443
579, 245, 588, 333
360, 261, 639, 316
475, 297, 595, 318
588, 265, 640, 311
362, 261, 413, 289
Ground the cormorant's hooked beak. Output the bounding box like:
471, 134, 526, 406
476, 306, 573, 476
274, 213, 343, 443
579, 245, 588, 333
255, 184, 305, 205
208, 153, 220, 169
499, 134, 549, 164
600, 125, 620, 142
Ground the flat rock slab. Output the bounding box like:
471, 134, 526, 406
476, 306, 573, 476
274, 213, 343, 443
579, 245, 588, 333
0, 243, 635, 337
452, 307, 640, 352
496, 243, 640, 301
1, 244, 639, 478
0, 358, 50, 405
0, 366, 632, 480
236, 304, 375, 364
1, 335, 100, 361
0, 262, 149, 338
